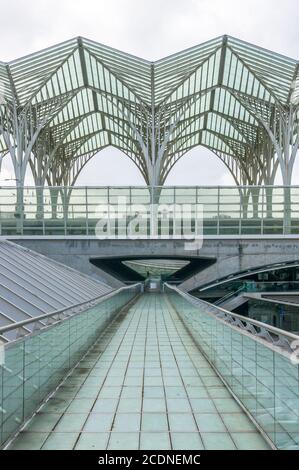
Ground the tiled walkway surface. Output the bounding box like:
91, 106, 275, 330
8, 294, 270, 450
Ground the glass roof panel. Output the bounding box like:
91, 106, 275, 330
0, 35, 298, 185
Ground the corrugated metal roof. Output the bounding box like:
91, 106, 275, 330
0, 240, 112, 342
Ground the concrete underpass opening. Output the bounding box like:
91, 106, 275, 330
89, 255, 216, 284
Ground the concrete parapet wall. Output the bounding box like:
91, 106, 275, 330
6, 236, 299, 291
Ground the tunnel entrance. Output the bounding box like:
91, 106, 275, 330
89, 255, 216, 284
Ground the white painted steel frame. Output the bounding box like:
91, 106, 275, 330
0, 36, 298, 189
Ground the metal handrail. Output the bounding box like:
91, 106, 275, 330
164, 283, 299, 353
0, 185, 298, 238
0, 185, 298, 189
214, 286, 245, 305
0, 283, 142, 336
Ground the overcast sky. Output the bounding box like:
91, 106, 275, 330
0, 0, 298, 186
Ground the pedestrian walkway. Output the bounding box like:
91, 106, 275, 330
7, 294, 270, 450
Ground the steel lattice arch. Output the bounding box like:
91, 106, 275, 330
0, 35, 298, 188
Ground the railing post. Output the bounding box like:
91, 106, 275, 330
35, 186, 44, 221
261, 186, 265, 235
239, 187, 242, 236
21, 341, 25, 426
173, 186, 176, 237
265, 186, 273, 219
217, 186, 220, 236
107, 187, 111, 238
15, 185, 24, 235
63, 187, 67, 236
283, 185, 292, 235
85, 186, 88, 236
150, 185, 155, 238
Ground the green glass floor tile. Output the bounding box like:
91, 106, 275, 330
164, 377, 183, 387
213, 398, 243, 413
112, 413, 141, 432
54, 413, 88, 432
75, 432, 109, 450
92, 398, 118, 413
183, 377, 203, 387
143, 398, 167, 413
8, 432, 48, 450
168, 413, 197, 432
221, 413, 257, 432
231, 432, 271, 450
98, 387, 122, 399
190, 398, 217, 413
103, 377, 124, 387
162, 368, 180, 377
66, 398, 96, 413
200, 376, 223, 387
201, 432, 237, 450
207, 387, 232, 399
54, 390, 77, 400
26, 413, 61, 432
75, 386, 101, 398
140, 432, 171, 450
83, 413, 114, 432
143, 387, 165, 398
166, 398, 192, 413
41, 398, 70, 413
124, 376, 143, 386
185, 386, 209, 399
195, 413, 227, 432
107, 432, 139, 450
118, 398, 142, 413
126, 369, 144, 378
144, 376, 163, 387
141, 413, 169, 432
165, 387, 187, 399
171, 432, 204, 450
121, 386, 143, 398
198, 368, 217, 377
41, 432, 78, 450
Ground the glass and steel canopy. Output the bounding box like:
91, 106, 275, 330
122, 259, 190, 279
0, 35, 298, 186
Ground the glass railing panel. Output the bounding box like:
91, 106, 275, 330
255, 343, 275, 443
220, 326, 234, 388
158, 187, 175, 205
1, 342, 24, 445
274, 353, 299, 450
197, 187, 218, 203
36, 320, 70, 404
109, 187, 130, 204
130, 187, 151, 204
213, 319, 228, 383
0, 285, 139, 447
23, 334, 42, 419
231, 330, 243, 397
1, 185, 299, 236
165, 284, 299, 450
241, 335, 257, 416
